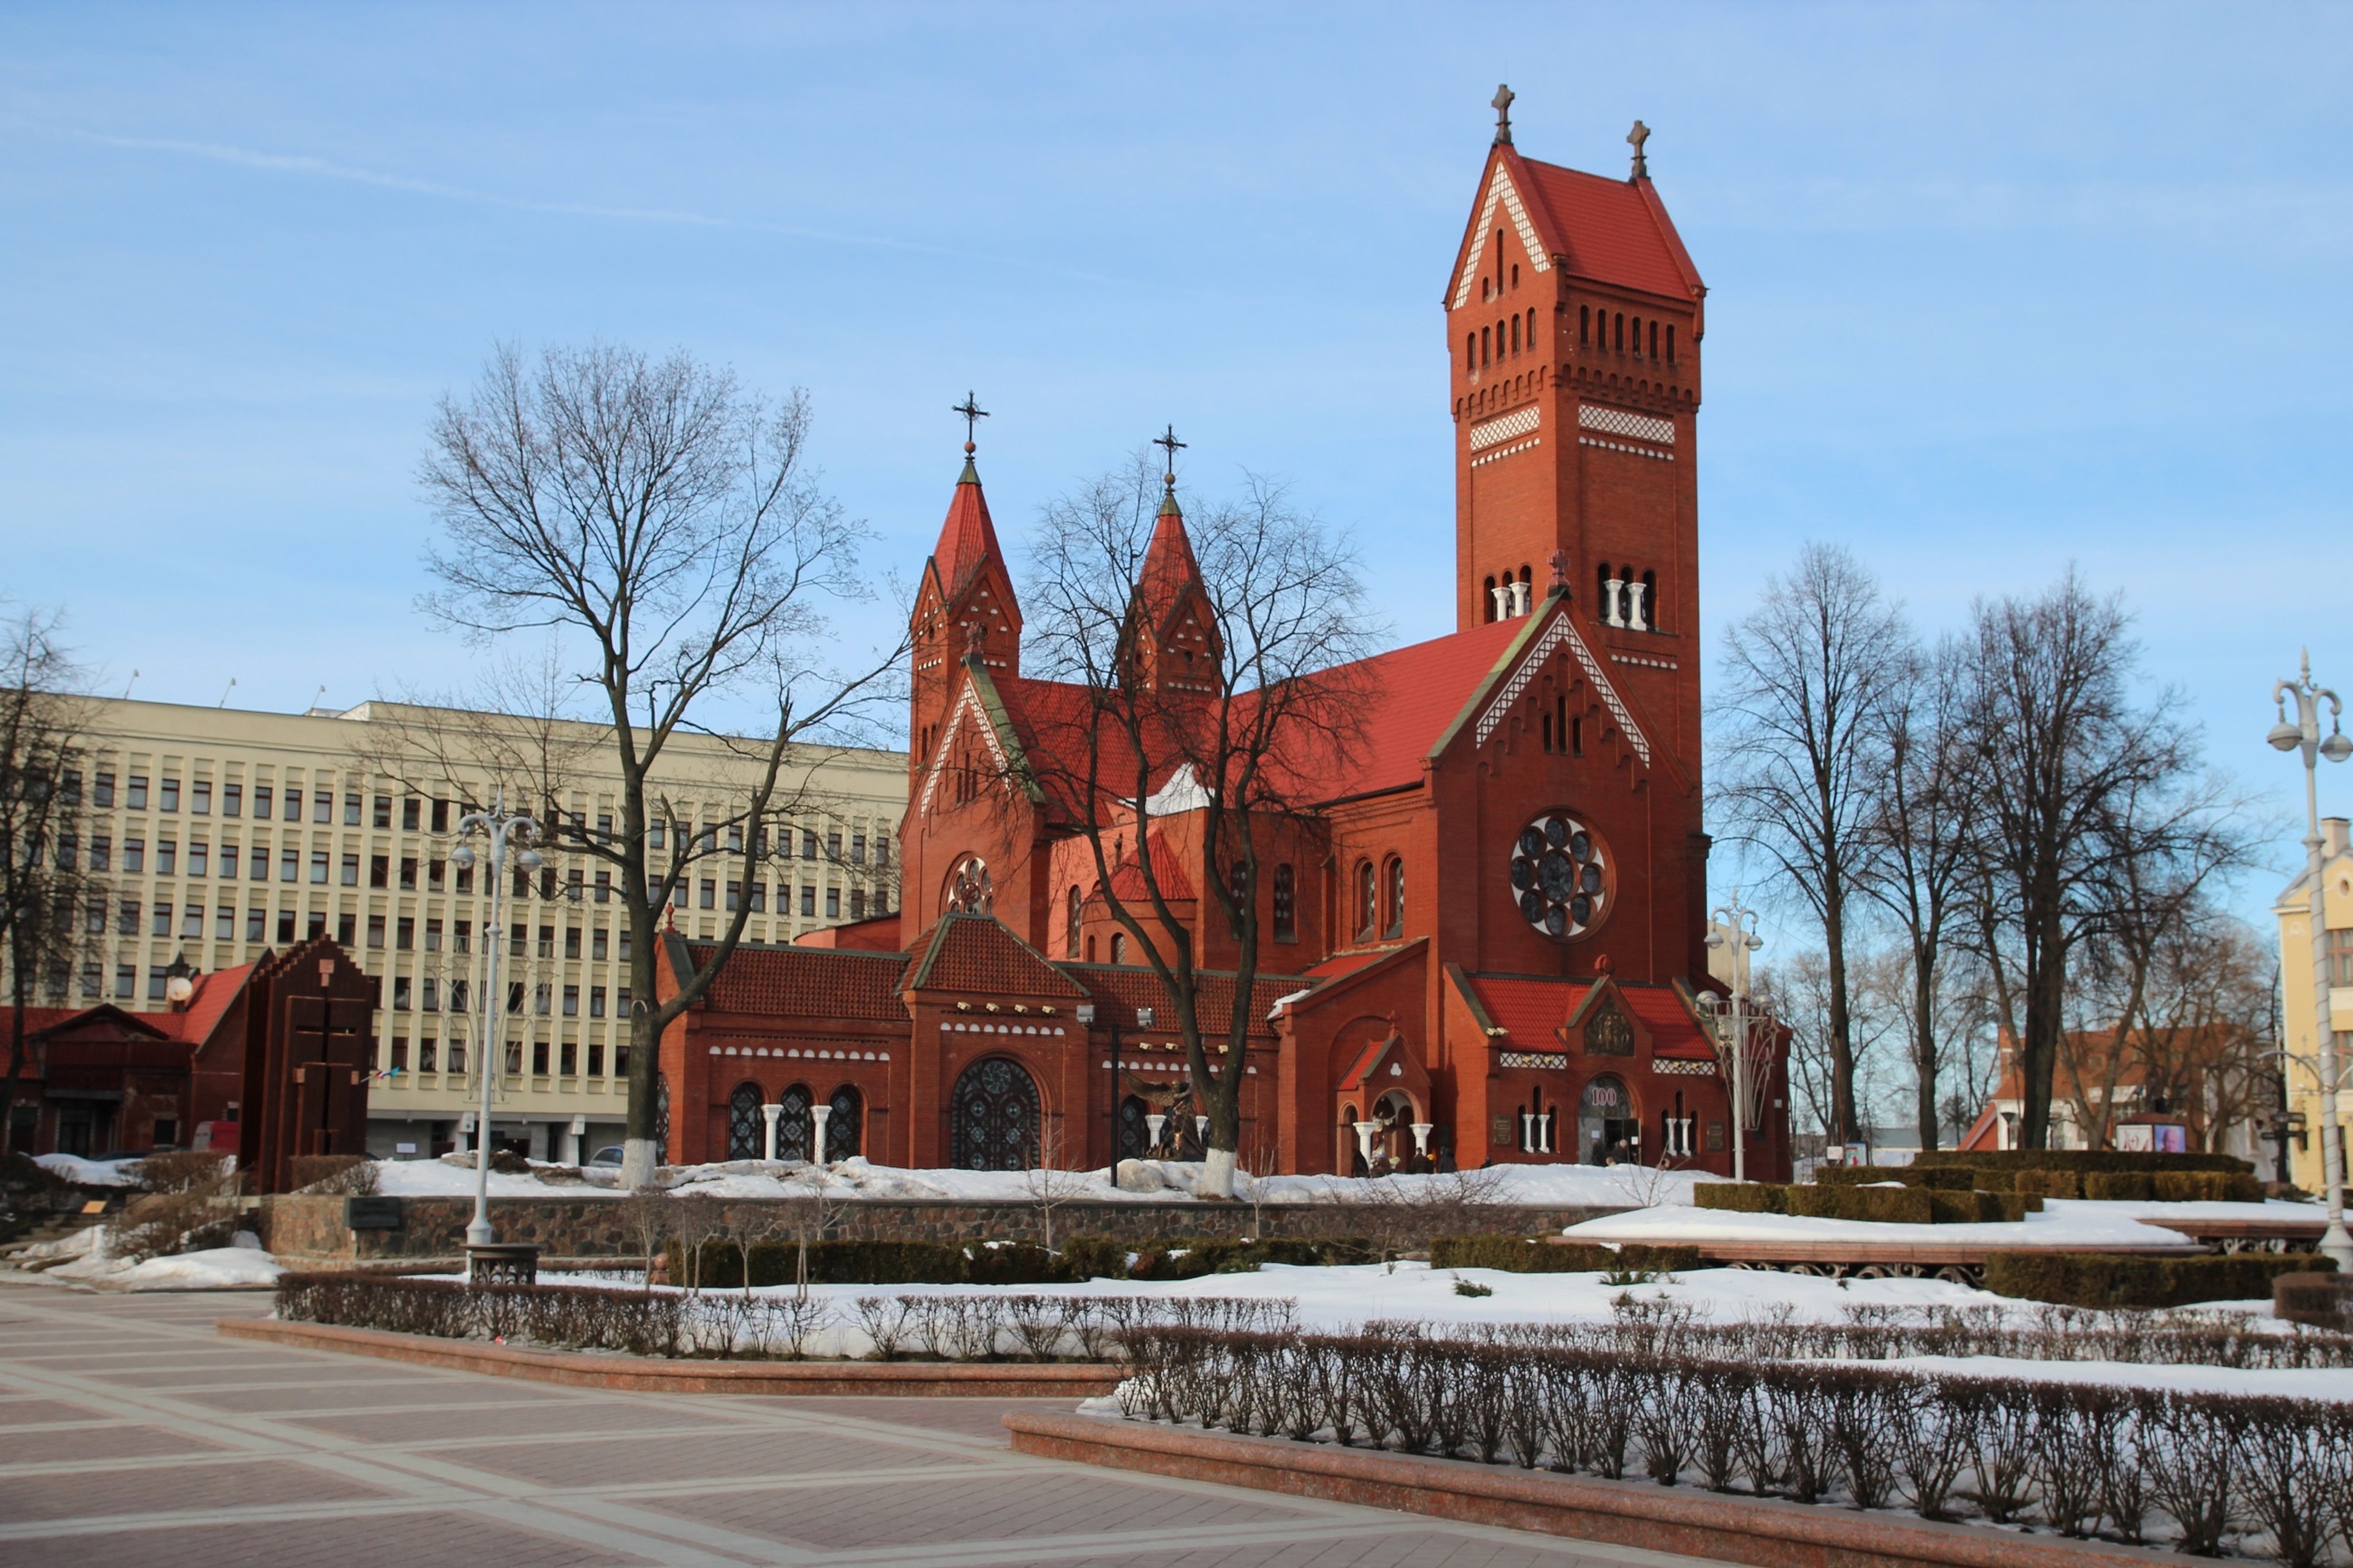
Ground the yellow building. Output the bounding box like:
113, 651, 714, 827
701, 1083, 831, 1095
2274, 815, 2352, 1194
41, 696, 905, 1163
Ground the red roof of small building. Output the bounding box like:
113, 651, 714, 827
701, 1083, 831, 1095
1517, 157, 1703, 302
908, 915, 1082, 997
1063, 964, 1306, 1041
174, 963, 255, 1047
681, 941, 910, 1022
1466, 974, 1715, 1060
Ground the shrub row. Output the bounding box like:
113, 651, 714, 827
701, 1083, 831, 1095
1119, 1323, 2353, 1563
1697, 1183, 2038, 1223
667, 1234, 1375, 1289
1426, 1236, 1702, 1275
275, 1271, 1294, 1361
2276, 1273, 2353, 1334
1985, 1252, 2336, 1309
1913, 1149, 2253, 1176
1812, 1160, 2264, 1202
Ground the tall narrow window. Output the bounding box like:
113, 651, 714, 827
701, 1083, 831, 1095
1666, 324, 1676, 364
1650, 319, 1660, 359
1481, 575, 1497, 623
1615, 313, 1624, 351
1383, 857, 1405, 940
1641, 570, 1659, 632
1631, 316, 1643, 356
1480, 327, 1491, 366
1272, 863, 1297, 943
1065, 885, 1082, 958
1510, 314, 1519, 354
1579, 305, 1590, 345
1465, 333, 1475, 372
1527, 307, 1537, 348
1354, 860, 1377, 941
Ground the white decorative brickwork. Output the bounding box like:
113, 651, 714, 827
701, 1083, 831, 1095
1452, 167, 1552, 311
1654, 1058, 1716, 1077
1579, 437, 1674, 462
1577, 404, 1676, 445
1470, 405, 1542, 451
1498, 1050, 1569, 1070
1470, 437, 1539, 469
1472, 610, 1653, 766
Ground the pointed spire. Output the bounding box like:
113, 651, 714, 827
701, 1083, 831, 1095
930, 394, 1004, 597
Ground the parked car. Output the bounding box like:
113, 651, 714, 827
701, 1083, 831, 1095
589, 1145, 624, 1166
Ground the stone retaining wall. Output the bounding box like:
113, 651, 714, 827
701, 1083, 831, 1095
254, 1193, 1625, 1265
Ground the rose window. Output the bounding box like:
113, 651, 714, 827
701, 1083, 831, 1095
946, 854, 994, 915
1508, 813, 1608, 940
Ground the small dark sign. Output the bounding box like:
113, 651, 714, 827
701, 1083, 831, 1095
345, 1195, 403, 1231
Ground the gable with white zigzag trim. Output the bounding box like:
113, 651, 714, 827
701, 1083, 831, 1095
1453, 165, 1552, 310
1471, 608, 1651, 767
916, 680, 1011, 818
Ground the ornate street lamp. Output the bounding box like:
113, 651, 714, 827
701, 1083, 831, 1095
2271, 651, 2353, 1269
1701, 893, 1766, 1183
446, 793, 541, 1259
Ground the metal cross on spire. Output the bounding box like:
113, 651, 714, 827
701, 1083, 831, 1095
1153, 423, 1186, 491
953, 391, 988, 454
1491, 83, 1515, 147
1627, 119, 1651, 179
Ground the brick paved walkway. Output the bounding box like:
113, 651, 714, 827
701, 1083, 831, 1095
0, 1286, 1739, 1567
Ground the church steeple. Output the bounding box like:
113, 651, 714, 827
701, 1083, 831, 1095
1122, 428, 1219, 698
910, 397, 1022, 778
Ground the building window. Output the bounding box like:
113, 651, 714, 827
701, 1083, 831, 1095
119, 899, 138, 936
369, 854, 388, 889
399, 858, 417, 890
1066, 885, 1083, 958
276, 910, 296, 943
747, 882, 765, 913
402, 797, 421, 831
151, 904, 171, 937
851, 888, 866, 919
700, 879, 716, 909
801, 884, 816, 917
802, 829, 818, 860
852, 832, 867, 864
825, 887, 841, 919
159, 778, 180, 813
1384, 857, 1405, 939
157, 839, 176, 876
534, 983, 552, 1016
115, 964, 134, 999
341, 852, 360, 887
215, 906, 234, 941
594, 870, 610, 903
396, 916, 414, 951
246, 908, 265, 943
1110, 931, 1127, 964
182, 904, 203, 938
222, 782, 243, 817
190, 780, 212, 815
123, 837, 144, 874
252, 784, 272, 817
1354, 860, 1377, 941
148, 966, 167, 1002
562, 984, 579, 1018
537, 925, 554, 959
89, 834, 110, 871
336, 793, 354, 825
421, 977, 439, 1012
336, 913, 356, 946
590, 926, 606, 960
217, 838, 235, 878
187, 842, 208, 878
250, 843, 268, 880
95, 771, 116, 808
392, 976, 411, 1012
589, 986, 605, 1019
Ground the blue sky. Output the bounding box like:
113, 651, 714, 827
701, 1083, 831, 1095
2, 2, 2348, 932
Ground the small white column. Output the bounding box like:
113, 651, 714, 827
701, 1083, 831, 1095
1146, 1113, 1167, 1153
1509, 579, 1530, 616
1626, 579, 1650, 632
1602, 578, 1624, 628
761, 1103, 782, 1162
1491, 584, 1512, 620
1411, 1122, 1434, 1156
1353, 1120, 1381, 1170
810, 1103, 834, 1164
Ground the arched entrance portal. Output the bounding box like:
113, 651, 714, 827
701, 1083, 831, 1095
949, 1057, 1038, 1170
1578, 1075, 1638, 1165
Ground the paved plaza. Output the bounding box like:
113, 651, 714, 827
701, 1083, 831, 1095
0, 1286, 1742, 1568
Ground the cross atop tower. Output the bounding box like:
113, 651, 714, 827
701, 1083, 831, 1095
953, 391, 988, 455
1627, 119, 1651, 179
1153, 424, 1186, 491
1491, 84, 1515, 147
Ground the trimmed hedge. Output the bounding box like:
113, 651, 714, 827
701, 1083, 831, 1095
1427, 1235, 1702, 1274
1912, 1149, 2252, 1176
1985, 1250, 2337, 1309
1811, 1164, 1976, 1191
1696, 1183, 2040, 1224
1127, 1236, 1372, 1281
674, 1239, 978, 1289
2275, 1271, 2353, 1333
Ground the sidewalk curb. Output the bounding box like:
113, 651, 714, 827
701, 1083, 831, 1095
218, 1316, 1121, 1397
1003, 1412, 2170, 1568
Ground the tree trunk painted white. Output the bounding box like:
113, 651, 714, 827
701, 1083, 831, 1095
1201, 1145, 1237, 1200
620, 1137, 660, 1189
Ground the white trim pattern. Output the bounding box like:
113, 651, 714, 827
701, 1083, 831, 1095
1472, 611, 1653, 767
1579, 437, 1674, 462
1471, 437, 1540, 469
1654, 1058, 1716, 1077
1498, 1050, 1569, 1070
1470, 405, 1541, 451
1452, 167, 1552, 311
916, 683, 1009, 818
1577, 404, 1675, 445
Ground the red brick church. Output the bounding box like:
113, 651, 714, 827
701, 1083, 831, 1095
656, 100, 1792, 1180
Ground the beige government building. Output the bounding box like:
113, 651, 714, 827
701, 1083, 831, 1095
2276, 816, 2353, 1196
59, 696, 906, 1163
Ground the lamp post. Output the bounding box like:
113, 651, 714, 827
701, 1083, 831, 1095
446, 792, 541, 1254
1704, 893, 1765, 1183
1081, 1002, 1150, 1183
2270, 651, 2353, 1269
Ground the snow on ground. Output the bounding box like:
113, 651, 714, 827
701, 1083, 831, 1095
41, 1231, 283, 1290
1562, 1200, 2220, 1250
367, 1154, 1715, 1207
32, 1153, 141, 1186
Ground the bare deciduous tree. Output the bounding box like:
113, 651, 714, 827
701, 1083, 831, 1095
0, 608, 100, 1155
419, 343, 907, 1188
1959, 570, 2246, 1149
1021, 451, 1376, 1198
1713, 544, 1908, 1145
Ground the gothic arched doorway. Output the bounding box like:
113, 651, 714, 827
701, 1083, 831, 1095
726, 1082, 764, 1159
825, 1085, 862, 1161
949, 1057, 1037, 1170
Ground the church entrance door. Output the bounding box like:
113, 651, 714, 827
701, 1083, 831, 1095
949, 1057, 1038, 1170
1578, 1075, 1639, 1165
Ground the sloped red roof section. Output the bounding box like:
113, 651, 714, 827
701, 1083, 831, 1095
1062, 964, 1308, 1041
930, 464, 1006, 600
1275, 618, 1523, 803
1517, 157, 1703, 302
174, 963, 256, 1047
683, 942, 910, 1022
909, 915, 1082, 997
1616, 984, 1717, 1060
1466, 974, 1715, 1060
1106, 832, 1196, 902
1138, 500, 1205, 623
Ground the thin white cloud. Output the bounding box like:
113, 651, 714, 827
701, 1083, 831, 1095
5, 117, 1118, 283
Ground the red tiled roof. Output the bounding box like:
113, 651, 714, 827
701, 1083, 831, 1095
1465, 975, 1714, 1060
1273, 618, 1525, 803
1518, 157, 1703, 302
1297, 947, 1398, 984
908, 915, 1082, 997
1138, 499, 1204, 624
173, 963, 255, 1047
1106, 832, 1196, 902
929, 465, 1005, 600
683, 941, 910, 1022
